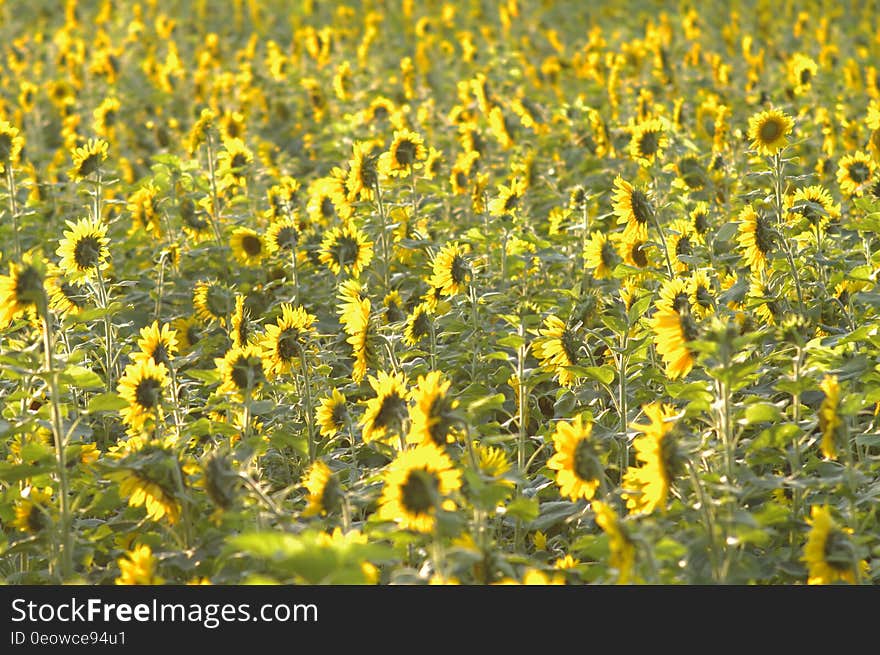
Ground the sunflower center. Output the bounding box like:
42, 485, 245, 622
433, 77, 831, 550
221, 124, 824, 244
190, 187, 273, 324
630, 243, 648, 267
277, 327, 303, 360
560, 329, 581, 364
358, 158, 378, 188
695, 285, 714, 309
385, 300, 406, 323
394, 140, 416, 167
759, 119, 782, 143
693, 211, 709, 234
678, 157, 704, 189
659, 432, 685, 477
679, 308, 700, 342
331, 235, 360, 268
230, 355, 263, 391
331, 401, 348, 429
274, 226, 297, 250
823, 529, 855, 572
600, 240, 617, 268
0, 134, 13, 160
675, 235, 692, 258
320, 197, 335, 218
14, 266, 44, 304
205, 285, 233, 318
134, 377, 162, 409
77, 153, 102, 177
400, 468, 439, 514
799, 68, 812, 85
503, 191, 520, 211
630, 190, 653, 224
409, 311, 430, 341
455, 171, 468, 188
638, 130, 660, 157
319, 475, 342, 513
754, 216, 775, 254
374, 391, 408, 431
427, 397, 455, 446
849, 162, 870, 184
230, 153, 248, 169
150, 342, 170, 366
573, 437, 602, 482
59, 281, 86, 308
73, 235, 103, 270
241, 234, 262, 256
26, 505, 47, 532
450, 254, 470, 286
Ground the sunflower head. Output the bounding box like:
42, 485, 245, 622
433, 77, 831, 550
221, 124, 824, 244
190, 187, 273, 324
302, 460, 342, 517
56, 217, 111, 284
747, 109, 794, 157
230, 227, 266, 266
318, 224, 374, 278
430, 242, 472, 297
69, 137, 109, 180
547, 414, 603, 501
215, 344, 265, 399
360, 370, 409, 445
0, 253, 47, 328
117, 358, 169, 433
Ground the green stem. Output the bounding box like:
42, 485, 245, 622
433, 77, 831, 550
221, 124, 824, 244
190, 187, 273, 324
205, 133, 225, 249
7, 165, 21, 260
373, 180, 390, 293
94, 266, 115, 391
301, 357, 315, 464
687, 459, 721, 582
772, 153, 805, 313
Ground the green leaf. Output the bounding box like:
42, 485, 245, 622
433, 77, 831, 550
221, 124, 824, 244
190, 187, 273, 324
63, 366, 104, 389
743, 402, 783, 425
505, 496, 540, 522
87, 392, 129, 413
186, 369, 220, 384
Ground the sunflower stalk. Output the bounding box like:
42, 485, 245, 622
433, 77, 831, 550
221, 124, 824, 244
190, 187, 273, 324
40, 308, 73, 581
6, 165, 21, 260
373, 179, 391, 293
686, 459, 722, 582
300, 354, 316, 464
204, 132, 226, 249
772, 153, 805, 314
514, 318, 530, 552
93, 266, 116, 391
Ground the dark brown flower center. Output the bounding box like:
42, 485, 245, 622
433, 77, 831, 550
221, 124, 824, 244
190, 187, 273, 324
276, 327, 303, 360
73, 235, 102, 269
374, 391, 408, 431
134, 376, 162, 409
630, 190, 653, 224
573, 437, 602, 482
759, 118, 782, 143
401, 468, 439, 514
394, 139, 416, 167
241, 234, 262, 257
849, 162, 870, 184
450, 254, 470, 286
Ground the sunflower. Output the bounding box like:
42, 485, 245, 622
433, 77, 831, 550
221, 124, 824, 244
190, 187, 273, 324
422, 146, 443, 180
818, 374, 843, 460
450, 150, 480, 195
583, 231, 620, 280
193, 279, 234, 326
378, 129, 427, 178
747, 273, 781, 326
737, 205, 774, 275
689, 202, 711, 242
802, 505, 863, 585
319, 223, 374, 278
133, 320, 179, 368
346, 141, 380, 201
649, 278, 697, 380
56, 217, 110, 284
787, 185, 840, 233
216, 136, 253, 187
260, 303, 316, 378
628, 117, 667, 166
215, 343, 265, 399
836, 151, 876, 196
0, 120, 25, 173
178, 197, 213, 243
377, 443, 462, 533
747, 109, 794, 157
117, 358, 169, 433
788, 53, 818, 95
618, 233, 652, 270
92, 96, 121, 137
45, 265, 87, 318
345, 297, 373, 383
547, 414, 603, 501
171, 316, 203, 354
265, 217, 299, 255
666, 219, 696, 275
265, 176, 301, 222
403, 302, 433, 347
0, 254, 45, 328
116, 545, 164, 585
68, 137, 108, 180
487, 178, 526, 219
230, 227, 266, 266
227, 294, 256, 349
674, 155, 707, 191
612, 176, 654, 242
126, 182, 162, 240
301, 460, 342, 517
12, 487, 52, 533
430, 242, 471, 297
109, 441, 181, 524
316, 389, 349, 440
621, 402, 685, 515
688, 269, 715, 319
533, 315, 582, 387
360, 370, 409, 446
592, 500, 636, 584
306, 176, 352, 225
407, 371, 460, 448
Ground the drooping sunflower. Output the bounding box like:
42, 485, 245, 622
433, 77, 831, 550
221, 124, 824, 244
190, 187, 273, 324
319, 223, 374, 278
360, 370, 409, 446
487, 178, 526, 219
260, 303, 317, 378
215, 343, 265, 399
689, 201, 711, 242
403, 302, 433, 347
688, 268, 716, 319
229, 294, 258, 349
316, 389, 349, 440
265, 217, 299, 255
802, 505, 863, 585
45, 265, 87, 318
382, 290, 406, 324
533, 315, 582, 387
788, 53, 818, 95
407, 371, 460, 448
345, 297, 374, 384
0, 254, 45, 328
171, 316, 203, 354
0, 120, 25, 173
117, 357, 169, 433
230, 227, 266, 266
592, 500, 636, 584
108, 440, 181, 524
547, 414, 603, 501
133, 320, 179, 368
618, 233, 652, 270
346, 140, 380, 202
378, 128, 427, 178
747, 274, 780, 326
628, 117, 667, 166
115, 544, 164, 585
56, 217, 110, 284
178, 197, 213, 243
747, 109, 794, 157
193, 279, 234, 326
612, 176, 654, 242
836, 151, 876, 196
216, 136, 253, 187
377, 443, 462, 533
818, 374, 843, 460
92, 96, 121, 137
737, 205, 774, 275
621, 402, 685, 515
649, 279, 698, 380
787, 185, 840, 233
666, 219, 696, 275
306, 175, 352, 225
583, 231, 620, 280
68, 137, 108, 181
430, 242, 471, 297
301, 460, 342, 518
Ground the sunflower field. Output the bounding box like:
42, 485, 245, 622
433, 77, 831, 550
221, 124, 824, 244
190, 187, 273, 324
1, 0, 879, 587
